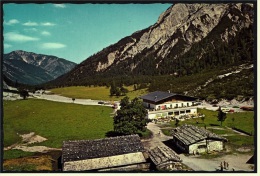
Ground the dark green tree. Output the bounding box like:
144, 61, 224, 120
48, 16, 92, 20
120, 86, 128, 96
113, 97, 148, 135
19, 90, 29, 100
110, 81, 117, 96
217, 107, 227, 126
115, 87, 121, 96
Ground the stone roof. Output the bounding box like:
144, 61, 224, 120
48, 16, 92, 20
172, 124, 227, 146
62, 134, 145, 163
148, 146, 181, 166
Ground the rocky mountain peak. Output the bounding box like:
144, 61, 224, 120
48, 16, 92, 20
49, 3, 254, 88
79, 3, 251, 73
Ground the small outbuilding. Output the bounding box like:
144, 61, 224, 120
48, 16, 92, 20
148, 146, 182, 171
62, 134, 150, 171
172, 124, 227, 154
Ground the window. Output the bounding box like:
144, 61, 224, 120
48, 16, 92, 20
198, 145, 207, 149
186, 110, 191, 113
180, 110, 185, 114
168, 112, 173, 115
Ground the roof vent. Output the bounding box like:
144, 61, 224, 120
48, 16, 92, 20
154, 96, 157, 100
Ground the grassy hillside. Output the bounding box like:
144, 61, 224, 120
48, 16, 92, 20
3, 99, 114, 148
49, 85, 147, 101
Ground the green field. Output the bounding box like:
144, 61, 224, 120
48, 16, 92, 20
164, 108, 255, 153
167, 108, 255, 134
3, 99, 114, 149
49, 86, 147, 101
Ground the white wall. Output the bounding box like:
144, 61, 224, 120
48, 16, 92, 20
188, 140, 224, 154
147, 108, 197, 119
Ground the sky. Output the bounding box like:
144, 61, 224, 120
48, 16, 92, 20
3, 3, 172, 63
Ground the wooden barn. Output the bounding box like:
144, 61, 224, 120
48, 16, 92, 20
148, 146, 182, 171
172, 124, 227, 154
62, 135, 150, 171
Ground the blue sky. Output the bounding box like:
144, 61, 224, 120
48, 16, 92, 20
3, 3, 172, 63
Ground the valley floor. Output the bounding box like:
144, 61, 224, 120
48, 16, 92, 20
3, 92, 255, 172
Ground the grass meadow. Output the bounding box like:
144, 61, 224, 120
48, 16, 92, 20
3, 99, 114, 149
49, 86, 147, 101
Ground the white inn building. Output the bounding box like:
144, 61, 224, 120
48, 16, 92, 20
139, 91, 199, 120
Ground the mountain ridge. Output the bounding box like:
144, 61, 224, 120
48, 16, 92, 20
3, 50, 77, 85
49, 3, 253, 89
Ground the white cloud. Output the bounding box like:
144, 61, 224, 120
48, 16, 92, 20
41, 31, 51, 36
23, 21, 38, 26
53, 4, 66, 8
41, 22, 56, 26
4, 19, 20, 25
4, 44, 12, 49
41, 42, 66, 49
24, 28, 38, 32
4, 32, 39, 42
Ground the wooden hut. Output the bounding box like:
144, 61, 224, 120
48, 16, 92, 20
172, 124, 227, 154
148, 146, 182, 171
62, 134, 150, 171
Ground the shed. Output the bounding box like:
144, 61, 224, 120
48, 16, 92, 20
172, 124, 227, 154
148, 146, 182, 171
62, 135, 150, 171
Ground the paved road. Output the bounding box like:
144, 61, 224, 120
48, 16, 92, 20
144, 122, 254, 172
32, 93, 114, 107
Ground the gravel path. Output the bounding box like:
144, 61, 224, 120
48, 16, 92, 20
142, 122, 172, 150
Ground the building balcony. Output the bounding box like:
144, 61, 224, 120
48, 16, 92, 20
147, 105, 198, 114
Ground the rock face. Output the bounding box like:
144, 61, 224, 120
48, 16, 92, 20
3, 50, 76, 85
62, 3, 254, 80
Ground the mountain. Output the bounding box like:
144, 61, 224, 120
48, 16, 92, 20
51, 3, 254, 88
3, 50, 77, 85
47, 3, 254, 100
